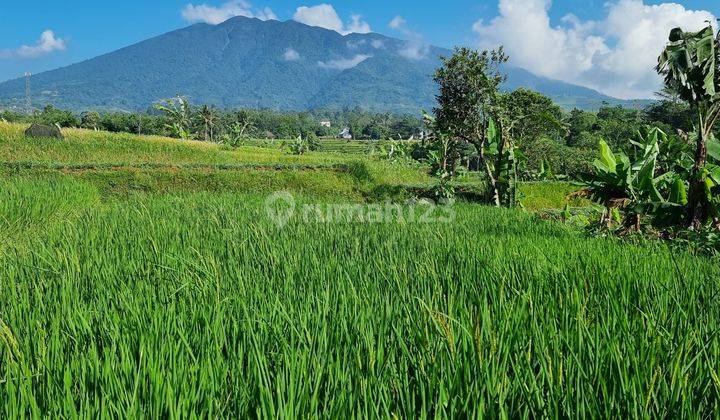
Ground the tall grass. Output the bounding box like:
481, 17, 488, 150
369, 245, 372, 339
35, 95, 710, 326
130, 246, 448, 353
0, 122, 433, 186
518, 182, 591, 211
0, 176, 99, 252
1, 177, 719, 417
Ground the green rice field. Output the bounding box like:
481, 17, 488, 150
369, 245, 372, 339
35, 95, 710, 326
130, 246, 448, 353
1, 123, 719, 417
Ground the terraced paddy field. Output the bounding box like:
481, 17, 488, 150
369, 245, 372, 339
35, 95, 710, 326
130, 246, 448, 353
1, 123, 718, 417
235, 138, 406, 155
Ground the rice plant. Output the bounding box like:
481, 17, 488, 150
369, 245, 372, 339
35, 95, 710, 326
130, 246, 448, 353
1, 177, 719, 417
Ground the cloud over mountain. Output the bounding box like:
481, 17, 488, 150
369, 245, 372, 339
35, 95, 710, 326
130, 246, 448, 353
283, 48, 301, 61
293, 4, 371, 35
0, 16, 645, 113
318, 54, 371, 70
182, 0, 276, 24
473, 0, 716, 99
388, 15, 430, 60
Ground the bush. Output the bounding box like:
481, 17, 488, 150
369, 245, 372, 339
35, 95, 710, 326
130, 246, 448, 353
33, 105, 79, 128
521, 137, 594, 180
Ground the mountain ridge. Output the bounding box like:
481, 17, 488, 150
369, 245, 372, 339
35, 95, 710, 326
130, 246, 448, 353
0, 17, 650, 113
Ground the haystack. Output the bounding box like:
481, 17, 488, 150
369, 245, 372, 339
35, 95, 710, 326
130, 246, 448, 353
25, 123, 64, 140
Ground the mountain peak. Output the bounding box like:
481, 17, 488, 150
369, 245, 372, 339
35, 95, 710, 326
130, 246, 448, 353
0, 18, 641, 112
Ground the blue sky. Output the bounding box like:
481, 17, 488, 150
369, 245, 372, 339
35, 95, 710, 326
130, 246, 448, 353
1, 1, 718, 97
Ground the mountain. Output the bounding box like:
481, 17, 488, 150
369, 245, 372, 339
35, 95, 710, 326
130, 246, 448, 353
0, 17, 647, 113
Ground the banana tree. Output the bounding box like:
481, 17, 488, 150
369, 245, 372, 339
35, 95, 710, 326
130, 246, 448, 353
658, 25, 720, 229
485, 118, 518, 207
582, 128, 685, 228
154, 95, 193, 140
196, 105, 218, 142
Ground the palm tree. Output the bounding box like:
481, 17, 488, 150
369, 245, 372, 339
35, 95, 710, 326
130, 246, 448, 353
197, 105, 218, 142
154, 95, 193, 140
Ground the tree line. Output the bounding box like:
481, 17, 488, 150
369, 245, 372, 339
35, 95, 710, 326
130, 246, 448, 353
0, 103, 424, 144
426, 24, 720, 233
1, 93, 698, 181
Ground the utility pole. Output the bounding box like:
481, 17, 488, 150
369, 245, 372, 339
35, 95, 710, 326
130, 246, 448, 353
24, 72, 32, 114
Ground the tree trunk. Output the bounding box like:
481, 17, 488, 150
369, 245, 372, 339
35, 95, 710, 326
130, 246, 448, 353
687, 111, 709, 230
494, 120, 506, 206
476, 143, 500, 207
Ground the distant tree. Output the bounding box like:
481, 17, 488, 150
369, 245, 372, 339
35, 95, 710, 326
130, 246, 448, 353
501, 88, 565, 144
433, 46, 523, 206
644, 100, 693, 133
196, 105, 219, 142
35, 105, 79, 128
390, 114, 422, 139
80, 111, 101, 131
347, 111, 369, 140
595, 106, 645, 150
232, 109, 255, 138
658, 25, 720, 229
565, 109, 598, 147
154, 95, 193, 140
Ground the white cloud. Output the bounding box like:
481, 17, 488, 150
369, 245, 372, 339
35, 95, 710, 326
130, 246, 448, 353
389, 16, 406, 29
318, 54, 371, 70
399, 43, 430, 60
473, 0, 716, 99
347, 39, 366, 49
0, 30, 68, 59
283, 48, 301, 61
346, 14, 371, 34
293, 4, 371, 35
348, 38, 386, 50
388, 15, 430, 60
181, 0, 276, 24
294, 5, 343, 32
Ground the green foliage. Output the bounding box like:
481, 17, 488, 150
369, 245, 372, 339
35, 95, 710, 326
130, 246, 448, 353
281, 136, 313, 155
432, 47, 523, 207
521, 137, 594, 180
34, 105, 80, 128
658, 26, 718, 103
658, 24, 720, 228
518, 182, 590, 211
672, 228, 720, 256
536, 159, 564, 181
371, 140, 413, 163
1, 175, 719, 417
433, 47, 506, 148
0, 110, 25, 123
581, 128, 691, 228
645, 100, 693, 132
222, 110, 255, 146
154, 96, 193, 140
80, 111, 101, 130
195, 104, 219, 142
501, 88, 566, 145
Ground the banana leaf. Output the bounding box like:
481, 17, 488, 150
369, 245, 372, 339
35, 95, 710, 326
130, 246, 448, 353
707, 134, 720, 162
596, 139, 617, 174
669, 177, 688, 205
636, 158, 664, 203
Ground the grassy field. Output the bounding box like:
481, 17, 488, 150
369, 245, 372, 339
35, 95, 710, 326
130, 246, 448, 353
235, 138, 379, 154
1, 125, 719, 417
0, 122, 431, 188
518, 182, 591, 211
